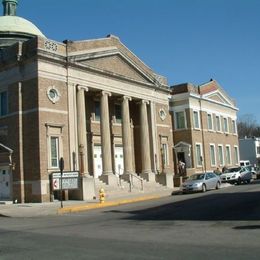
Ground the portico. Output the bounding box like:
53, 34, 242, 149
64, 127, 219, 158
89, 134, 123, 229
74, 85, 158, 184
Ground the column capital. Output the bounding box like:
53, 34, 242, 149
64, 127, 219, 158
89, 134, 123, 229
77, 85, 89, 92
123, 95, 132, 101
138, 99, 149, 105
101, 91, 112, 97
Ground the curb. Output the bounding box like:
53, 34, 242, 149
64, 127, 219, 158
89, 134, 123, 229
58, 193, 169, 214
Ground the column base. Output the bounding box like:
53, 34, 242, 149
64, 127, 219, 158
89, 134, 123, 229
140, 171, 155, 182
156, 173, 174, 188
70, 176, 96, 200
173, 176, 185, 187
99, 174, 118, 186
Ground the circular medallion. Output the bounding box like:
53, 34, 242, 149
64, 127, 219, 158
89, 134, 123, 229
47, 86, 60, 104
159, 108, 167, 121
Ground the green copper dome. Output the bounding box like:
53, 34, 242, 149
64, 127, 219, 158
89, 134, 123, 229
0, 0, 45, 49
0, 16, 45, 37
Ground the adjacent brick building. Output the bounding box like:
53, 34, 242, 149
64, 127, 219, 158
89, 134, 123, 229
170, 79, 239, 176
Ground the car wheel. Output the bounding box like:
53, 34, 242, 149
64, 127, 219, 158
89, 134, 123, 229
202, 184, 206, 193
216, 182, 220, 190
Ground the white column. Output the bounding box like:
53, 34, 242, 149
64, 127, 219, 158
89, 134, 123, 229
100, 91, 113, 175
76, 85, 89, 175
140, 100, 152, 174
122, 96, 133, 176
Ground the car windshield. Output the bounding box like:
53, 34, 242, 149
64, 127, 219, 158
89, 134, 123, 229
225, 167, 241, 173
189, 174, 205, 180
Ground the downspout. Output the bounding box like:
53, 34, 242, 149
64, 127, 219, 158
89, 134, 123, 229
198, 86, 206, 173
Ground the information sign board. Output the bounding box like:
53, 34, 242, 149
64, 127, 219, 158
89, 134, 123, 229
52, 171, 79, 191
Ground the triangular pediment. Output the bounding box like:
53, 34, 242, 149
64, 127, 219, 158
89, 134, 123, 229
174, 141, 191, 149
78, 53, 151, 84
200, 80, 236, 108
67, 36, 168, 88
204, 90, 235, 107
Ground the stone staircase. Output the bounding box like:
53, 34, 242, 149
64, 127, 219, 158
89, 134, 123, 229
93, 174, 172, 200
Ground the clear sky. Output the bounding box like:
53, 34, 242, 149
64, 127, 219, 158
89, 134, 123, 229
15, 0, 260, 122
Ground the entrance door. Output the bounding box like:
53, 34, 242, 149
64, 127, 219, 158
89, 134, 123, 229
177, 152, 186, 164
93, 145, 102, 178
0, 168, 10, 199
114, 145, 124, 175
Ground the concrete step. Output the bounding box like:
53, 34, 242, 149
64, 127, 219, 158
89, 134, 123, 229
93, 174, 172, 201
0, 200, 13, 205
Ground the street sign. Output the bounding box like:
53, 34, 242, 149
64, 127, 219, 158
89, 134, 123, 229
52, 171, 79, 191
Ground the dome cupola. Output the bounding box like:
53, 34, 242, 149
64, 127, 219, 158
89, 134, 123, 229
0, 0, 45, 49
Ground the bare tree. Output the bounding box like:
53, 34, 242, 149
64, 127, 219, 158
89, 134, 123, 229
237, 114, 260, 138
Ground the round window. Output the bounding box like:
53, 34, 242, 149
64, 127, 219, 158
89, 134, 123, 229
47, 87, 60, 103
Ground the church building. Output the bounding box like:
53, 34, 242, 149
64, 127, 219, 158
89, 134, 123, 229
0, 0, 174, 202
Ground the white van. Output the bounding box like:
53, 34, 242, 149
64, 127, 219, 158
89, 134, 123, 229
240, 160, 250, 167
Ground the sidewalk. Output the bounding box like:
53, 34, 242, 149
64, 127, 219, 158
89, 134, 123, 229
0, 183, 232, 218
0, 189, 175, 218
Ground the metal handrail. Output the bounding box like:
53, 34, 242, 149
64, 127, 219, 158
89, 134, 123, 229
129, 173, 144, 192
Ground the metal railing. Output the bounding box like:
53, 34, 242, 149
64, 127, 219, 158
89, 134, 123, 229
129, 173, 144, 192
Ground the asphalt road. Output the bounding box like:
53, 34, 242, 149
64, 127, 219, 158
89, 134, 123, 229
1, 181, 260, 260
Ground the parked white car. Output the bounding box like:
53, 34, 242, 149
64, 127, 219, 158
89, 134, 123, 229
220, 166, 252, 185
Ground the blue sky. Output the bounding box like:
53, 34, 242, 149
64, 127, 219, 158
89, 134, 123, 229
16, 0, 260, 122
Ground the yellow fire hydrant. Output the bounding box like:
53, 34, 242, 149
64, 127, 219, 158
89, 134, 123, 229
99, 188, 105, 203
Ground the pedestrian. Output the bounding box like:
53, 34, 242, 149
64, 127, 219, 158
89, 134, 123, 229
222, 165, 227, 173
178, 160, 185, 176
214, 167, 221, 175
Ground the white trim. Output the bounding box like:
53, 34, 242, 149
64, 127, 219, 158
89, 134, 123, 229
49, 136, 60, 169
207, 113, 214, 131
231, 119, 237, 134
170, 103, 237, 120
215, 115, 222, 133
234, 145, 239, 165
218, 144, 224, 166
225, 144, 232, 166
195, 142, 203, 167
156, 124, 170, 128
223, 117, 229, 133
174, 110, 187, 130
193, 110, 201, 129
209, 143, 216, 166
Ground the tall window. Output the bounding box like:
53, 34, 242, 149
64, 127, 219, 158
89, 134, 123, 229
162, 143, 169, 167
114, 104, 122, 123
216, 115, 221, 132
232, 120, 237, 134
175, 111, 186, 129
234, 146, 239, 164
207, 114, 213, 130
193, 111, 200, 129
223, 117, 228, 133
195, 143, 203, 166
0, 91, 8, 116
210, 144, 216, 166
257, 146, 260, 155
94, 101, 100, 121
218, 145, 224, 166
50, 137, 59, 168
226, 145, 231, 165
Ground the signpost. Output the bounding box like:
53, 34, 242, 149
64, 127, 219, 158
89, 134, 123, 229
59, 157, 64, 208
52, 158, 80, 209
